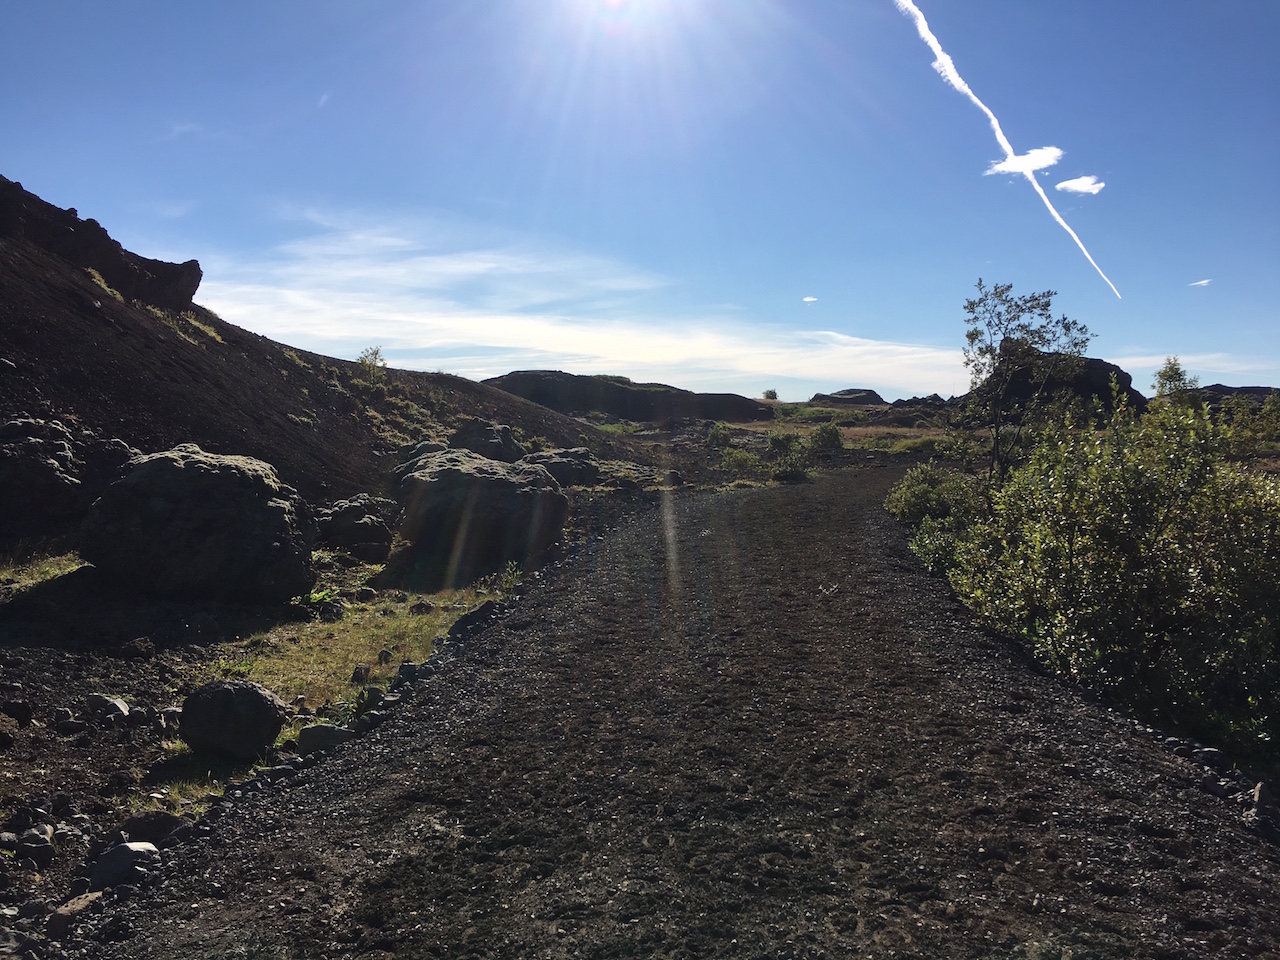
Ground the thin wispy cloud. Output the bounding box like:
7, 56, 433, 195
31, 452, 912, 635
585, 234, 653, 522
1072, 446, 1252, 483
987, 146, 1063, 177
197, 216, 967, 399
158, 122, 207, 142
1189, 279, 1211, 287
893, 0, 1121, 299
318, 93, 329, 109
1056, 175, 1105, 196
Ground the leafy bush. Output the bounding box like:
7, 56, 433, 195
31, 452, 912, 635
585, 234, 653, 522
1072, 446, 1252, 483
884, 463, 985, 571
706, 422, 733, 449
883, 463, 984, 527
946, 404, 1280, 752
719, 448, 763, 476
808, 421, 844, 452
763, 388, 778, 401
766, 430, 801, 459
770, 451, 810, 483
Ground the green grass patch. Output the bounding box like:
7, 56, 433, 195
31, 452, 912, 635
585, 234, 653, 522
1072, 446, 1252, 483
0, 549, 84, 595
205, 585, 497, 711
85, 267, 123, 301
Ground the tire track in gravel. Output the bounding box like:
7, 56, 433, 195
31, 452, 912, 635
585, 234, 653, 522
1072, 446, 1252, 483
90, 467, 1280, 960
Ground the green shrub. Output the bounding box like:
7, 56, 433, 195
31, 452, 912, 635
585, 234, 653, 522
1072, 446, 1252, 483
885, 464, 985, 572
884, 463, 984, 527
707, 422, 733, 449
719, 448, 763, 476
770, 451, 810, 483
947, 404, 1280, 755
766, 430, 801, 459
808, 421, 844, 452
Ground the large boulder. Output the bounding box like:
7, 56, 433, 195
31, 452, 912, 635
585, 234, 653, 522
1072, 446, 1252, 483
519, 448, 601, 488
397, 449, 568, 587
180, 680, 289, 759
0, 417, 139, 542
80, 443, 315, 602
316, 494, 396, 563
447, 418, 527, 463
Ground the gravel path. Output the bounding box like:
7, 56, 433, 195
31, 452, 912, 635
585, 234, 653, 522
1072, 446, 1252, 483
76, 466, 1280, 959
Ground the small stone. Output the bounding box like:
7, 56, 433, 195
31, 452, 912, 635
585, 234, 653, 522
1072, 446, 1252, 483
1255, 782, 1275, 810
409, 599, 436, 615
0, 832, 17, 850
116, 810, 185, 845
355, 586, 378, 603
16, 838, 54, 868
21, 825, 54, 844
90, 842, 161, 890
0, 700, 33, 728
46, 891, 103, 941
351, 663, 371, 685
86, 694, 130, 719
297, 724, 355, 754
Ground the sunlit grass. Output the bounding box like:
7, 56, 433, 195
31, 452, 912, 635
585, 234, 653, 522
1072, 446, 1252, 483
204, 585, 497, 711
0, 549, 84, 594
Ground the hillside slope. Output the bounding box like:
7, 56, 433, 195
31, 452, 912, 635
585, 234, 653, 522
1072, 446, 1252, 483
0, 176, 630, 503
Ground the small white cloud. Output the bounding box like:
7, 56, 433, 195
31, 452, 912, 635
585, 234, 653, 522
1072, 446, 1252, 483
803, 296, 817, 303
1055, 175, 1105, 195
1189, 279, 1212, 287
985, 146, 1063, 177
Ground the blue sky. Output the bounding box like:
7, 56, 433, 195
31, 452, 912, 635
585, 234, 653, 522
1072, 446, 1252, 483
3, 1, 1276, 401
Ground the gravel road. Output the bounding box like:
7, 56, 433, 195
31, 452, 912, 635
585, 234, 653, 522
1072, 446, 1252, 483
74, 466, 1280, 959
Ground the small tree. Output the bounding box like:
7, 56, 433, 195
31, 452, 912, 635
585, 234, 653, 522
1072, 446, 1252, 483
1152, 355, 1199, 404
962, 279, 1092, 480
762, 389, 779, 401
356, 345, 388, 385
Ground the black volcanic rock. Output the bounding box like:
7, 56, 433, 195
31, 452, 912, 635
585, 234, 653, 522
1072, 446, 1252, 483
81, 443, 316, 602
396, 449, 569, 588
0, 174, 201, 309
485, 370, 773, 423
809, 388, 886, 406
957, 347, 1146, 418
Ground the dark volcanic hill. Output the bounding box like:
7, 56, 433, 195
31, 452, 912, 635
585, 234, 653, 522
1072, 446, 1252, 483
0, 176, 630, 506
484, 369, 773, 423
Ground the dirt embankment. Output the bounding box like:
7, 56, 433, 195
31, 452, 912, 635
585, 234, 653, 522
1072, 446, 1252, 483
36, 467, 1280, 958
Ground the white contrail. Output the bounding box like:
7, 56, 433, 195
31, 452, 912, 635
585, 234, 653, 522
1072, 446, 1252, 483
893, 0, 1121, 299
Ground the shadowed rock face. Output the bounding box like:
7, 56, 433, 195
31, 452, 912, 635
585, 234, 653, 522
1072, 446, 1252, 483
396, 449, 569, 588
0, 416, 140, 543
0, 174, 201, 309
80, 443, 316, 602
485, 370, 773, 423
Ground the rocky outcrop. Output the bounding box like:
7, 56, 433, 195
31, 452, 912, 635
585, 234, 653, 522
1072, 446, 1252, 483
80, 443, 315, 602
485, 370, 773, 423
809, 388, 886, 406
397, 449, 569, 587
179, 680, 289, 760
0, 174, 201, 309
316, 494, 396, 563
519, 448, 601, 487
448, 418, 527, 463
0, 416, 139, 542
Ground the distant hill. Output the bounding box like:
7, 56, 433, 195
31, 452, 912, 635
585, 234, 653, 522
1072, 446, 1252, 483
484, 370, 773, 423
0, 175, 627, 505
